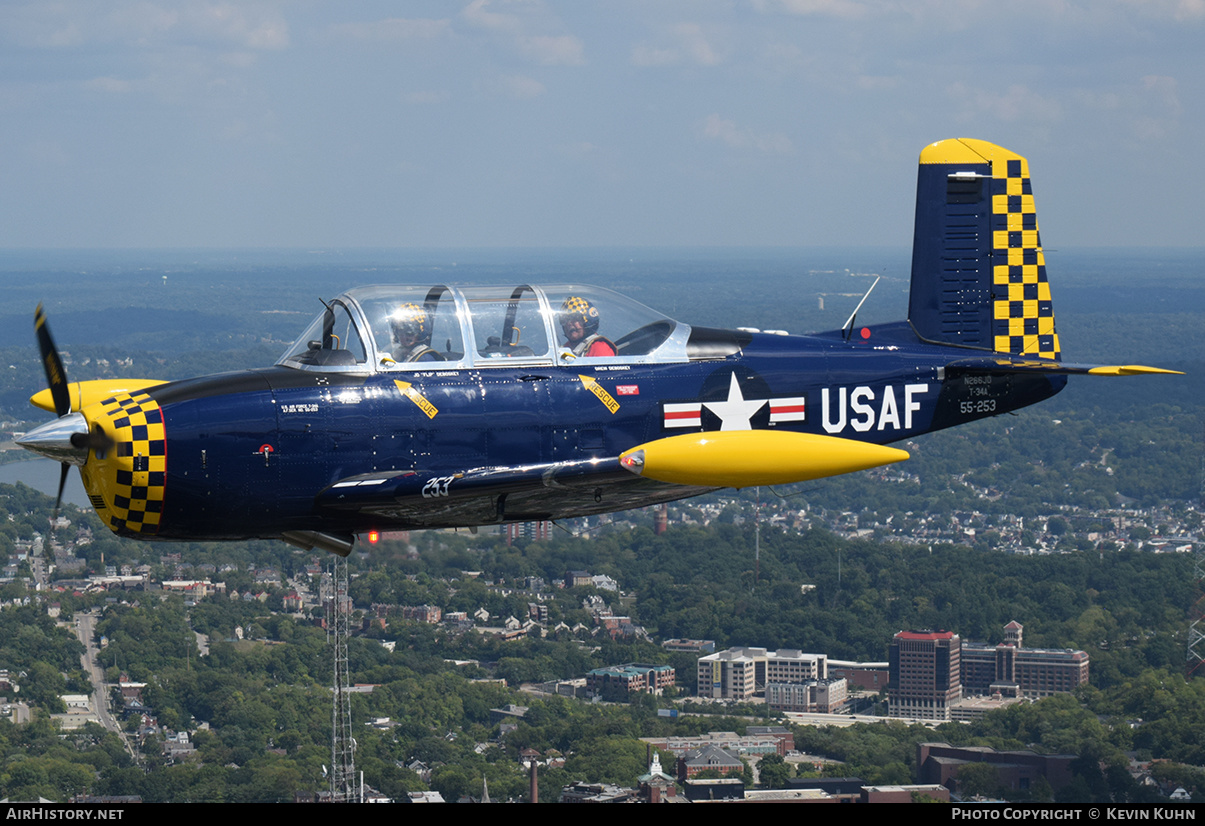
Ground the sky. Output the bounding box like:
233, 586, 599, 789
1, 0, 1202, 249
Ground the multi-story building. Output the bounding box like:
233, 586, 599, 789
764, 678, 848, 713
586, 663, 675, 700
766, 649, 827, 683
697, 647, 767, 700
888, 630, 962, 721
960, 621, 1088, 698
400, 604, 442, 623
698, 647, 845, 708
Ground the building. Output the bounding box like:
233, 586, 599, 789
764, 678, 848, 713
646, 728, 793, 759
678, 743, 745, 780
586, 663, 675, 700
887, 630, 961, 721
861, 784, 951, 804
916, 742, 1076, 795
662, 638, 715, 654
828, 660, 889, 692
401, 604, 443, 623
698, 647, 848, 708
766, 649, 827, 683
960, 621, 1089, 698
559, 782, 636, 803
697, 647, 767, 700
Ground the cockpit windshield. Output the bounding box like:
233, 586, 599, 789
277, 300, 368, 368
359, 286, 465, 366
278, 284, 686, 372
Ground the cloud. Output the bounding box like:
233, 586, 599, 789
188, 3, 288, 50
1139, 74, 1183, 116
84, 76, 132, 93
517, 34, 584, 65
403, 90, 448, 105
110, 2, 290, 50
461, 0, 585, 65
461, 0, 518, 32
751, 0, 868, 20
632, 22, 723, 67
498, 74, 545, 98
702, 114, 793, 155
946, 83, 1063, 124
1111, 75, 1183, 140
331, 18, 451, 42
1118, 0, 1205, 21
2, 2, 289, 50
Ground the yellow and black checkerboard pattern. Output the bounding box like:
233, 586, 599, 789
990, 156, 1059, 360
94, 391, 166, 535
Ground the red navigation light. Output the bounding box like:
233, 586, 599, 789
367, 530, 379, 544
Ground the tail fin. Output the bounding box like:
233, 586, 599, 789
907, 138, 1060, 361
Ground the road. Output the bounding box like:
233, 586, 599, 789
74, 609, 136, 759
782, 711, 946, 729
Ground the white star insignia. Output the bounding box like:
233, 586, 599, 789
703, 373, 766, 431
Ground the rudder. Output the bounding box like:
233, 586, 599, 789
907, 138, 1059, 360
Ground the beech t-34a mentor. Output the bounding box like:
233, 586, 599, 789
18, 139, 1179, 556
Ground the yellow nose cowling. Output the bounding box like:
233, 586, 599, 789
78, 390, 168, 536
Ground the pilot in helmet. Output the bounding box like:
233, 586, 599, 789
559, 296, 616, 358
388, 303, 441, 362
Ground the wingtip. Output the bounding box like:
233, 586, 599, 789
1086, 365, 1184, 376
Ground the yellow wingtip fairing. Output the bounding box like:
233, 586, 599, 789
30, 379, 168, 413
1086, 365, 1184, 376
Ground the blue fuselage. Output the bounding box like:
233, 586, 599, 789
141, 326, 1064, 540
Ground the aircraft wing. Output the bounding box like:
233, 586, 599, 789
314, 458, 706, 528
944, 357, 1182, 377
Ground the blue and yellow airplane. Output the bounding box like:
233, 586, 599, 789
18, 139, 1178, 556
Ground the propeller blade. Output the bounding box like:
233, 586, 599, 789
35, 304, 72, 418
54, 462, 69, 523
69, 422, 114, 455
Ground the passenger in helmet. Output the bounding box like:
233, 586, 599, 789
388, 303, 442, 362
559, 296, 617, 358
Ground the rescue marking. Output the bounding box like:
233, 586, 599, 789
578, 374, 620, 414
395, 380, 439, 419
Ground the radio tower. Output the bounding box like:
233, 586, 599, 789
330, 553, 356, 801
1188, 549, 1205, 677
1190, 447, 1205, 677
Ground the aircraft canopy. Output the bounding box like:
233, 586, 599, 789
278, 284, 689, 372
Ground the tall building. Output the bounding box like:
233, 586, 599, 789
888, 630, 962, 721
960, 621, 1089, 698
697, 647, 767, 699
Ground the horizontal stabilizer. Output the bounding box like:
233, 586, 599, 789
945, 357, 1183, 377
1086, 365, 1183, 376
30, 379, 168, 413
618, 430, 909, 489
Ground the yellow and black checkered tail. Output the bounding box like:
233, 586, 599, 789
907, 138, 1059, 361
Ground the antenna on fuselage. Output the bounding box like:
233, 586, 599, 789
841, 275, 880, 341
